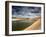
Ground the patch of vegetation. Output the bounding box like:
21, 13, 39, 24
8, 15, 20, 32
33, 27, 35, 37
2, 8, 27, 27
12, 19, 37, 31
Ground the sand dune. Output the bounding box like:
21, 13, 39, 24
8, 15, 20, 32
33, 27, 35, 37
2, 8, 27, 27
12, 16, 41, 31
24, 19, 41, 30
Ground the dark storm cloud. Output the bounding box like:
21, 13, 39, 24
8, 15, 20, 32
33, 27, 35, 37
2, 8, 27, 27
12, 6, 41, 18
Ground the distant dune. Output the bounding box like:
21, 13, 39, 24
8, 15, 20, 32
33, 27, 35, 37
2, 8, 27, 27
12, 17, 32, 21
12, 16, 40, 21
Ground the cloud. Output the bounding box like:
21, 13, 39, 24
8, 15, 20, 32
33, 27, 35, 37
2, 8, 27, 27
12, 6, 41, 18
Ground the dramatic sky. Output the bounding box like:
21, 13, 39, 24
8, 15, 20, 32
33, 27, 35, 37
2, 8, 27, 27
12, 6, 41, 18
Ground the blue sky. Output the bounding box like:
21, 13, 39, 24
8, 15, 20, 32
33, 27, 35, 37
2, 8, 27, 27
12, 6, 41, 18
